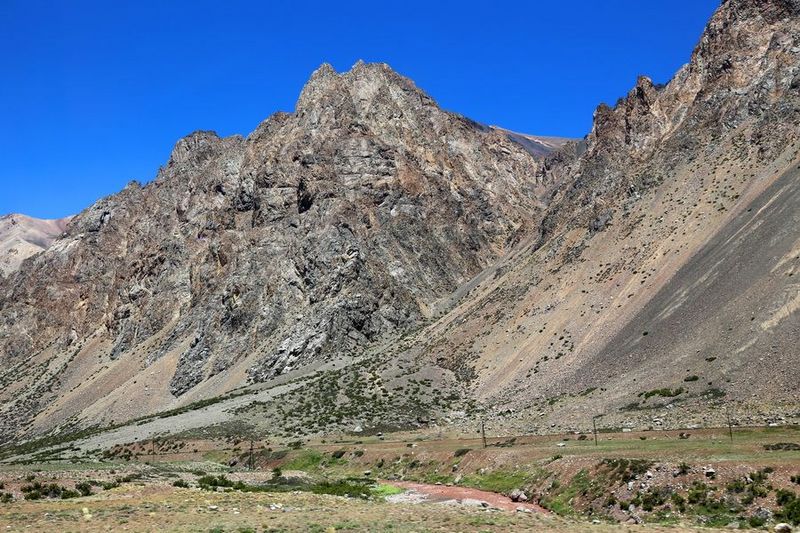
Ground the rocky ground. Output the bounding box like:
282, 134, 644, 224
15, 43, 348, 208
1, 425, 799, 531
0, 0, 799, 472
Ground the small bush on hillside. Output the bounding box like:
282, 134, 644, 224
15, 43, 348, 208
765, 443, 800, 451
197, 475, 235, 490
775, 497, 800, 526
172, 479, 189, 488
726, 479, 746, 493
776, 489, 796, 506
454, 448, 471, 458
75, 482, 92, 497
671, 493, 686, 512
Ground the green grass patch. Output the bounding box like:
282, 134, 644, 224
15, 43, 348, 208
372, 483, 405, 497
461, 469, 529, 493
283, 449, 324, 471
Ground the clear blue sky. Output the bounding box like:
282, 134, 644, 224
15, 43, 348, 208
1, 0, 720, 219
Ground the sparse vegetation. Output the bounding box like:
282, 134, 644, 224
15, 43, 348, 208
639, 387, 684, 400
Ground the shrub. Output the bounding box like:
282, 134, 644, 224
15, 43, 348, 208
75, 482, 92, 497
671, 493, 686, 512
197, 475, 234, 490
640, 488, 670, 511
726, 479, 746, 493
776, 498, 800, 525
641, 388, 684, 399
683, 375, 699, 382
687, 482, 708, 504
60, 489, 80, 499
776, 489, 797, 506
172, 479, 189, 488
749, 470, 769, 484
21, 482, 64, 498
454, 448, 471, 458
0, 493, 13, 504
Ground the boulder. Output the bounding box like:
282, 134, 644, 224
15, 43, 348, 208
509, 489, 529, 502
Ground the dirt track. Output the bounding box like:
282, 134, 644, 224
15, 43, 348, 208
385, 480, 549, 513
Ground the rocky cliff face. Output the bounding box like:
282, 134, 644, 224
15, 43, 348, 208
0, 62, 557, 441
418, 0, 800, 431
0, 214, 71, 277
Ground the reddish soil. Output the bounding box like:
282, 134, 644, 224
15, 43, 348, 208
385, 480, 549, 513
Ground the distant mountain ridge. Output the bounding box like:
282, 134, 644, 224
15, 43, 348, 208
0, 214, 71, 277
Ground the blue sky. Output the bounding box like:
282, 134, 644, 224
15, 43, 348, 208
1, 0, 720, 219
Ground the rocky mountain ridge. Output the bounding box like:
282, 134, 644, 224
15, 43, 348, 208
0, 61, 561, 441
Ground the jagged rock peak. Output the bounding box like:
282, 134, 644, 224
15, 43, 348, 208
166, 130, 245, 171
584, 0, 800, 159
295, 61, 432, 116
722, 0, 799, 21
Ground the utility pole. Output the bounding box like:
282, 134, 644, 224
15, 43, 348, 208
481, 419, 487, 449
726, 406, 734, 442
592, 416, 599, 446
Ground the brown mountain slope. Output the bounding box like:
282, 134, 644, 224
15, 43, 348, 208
0, 62, 560, 442
416, 0, 800, 432
0, 214, 71, 277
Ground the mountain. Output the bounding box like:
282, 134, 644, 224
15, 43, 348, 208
0, 214, 71, 277
419, 0, 800, 432
489, 127, 577, 158
1, 0, 798, 446
0, 62, 558, 441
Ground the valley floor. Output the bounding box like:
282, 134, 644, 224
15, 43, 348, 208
0, 425, 798, 532
0, 484, 720, 532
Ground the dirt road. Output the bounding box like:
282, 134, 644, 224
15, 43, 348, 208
384, 480, 549, 513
